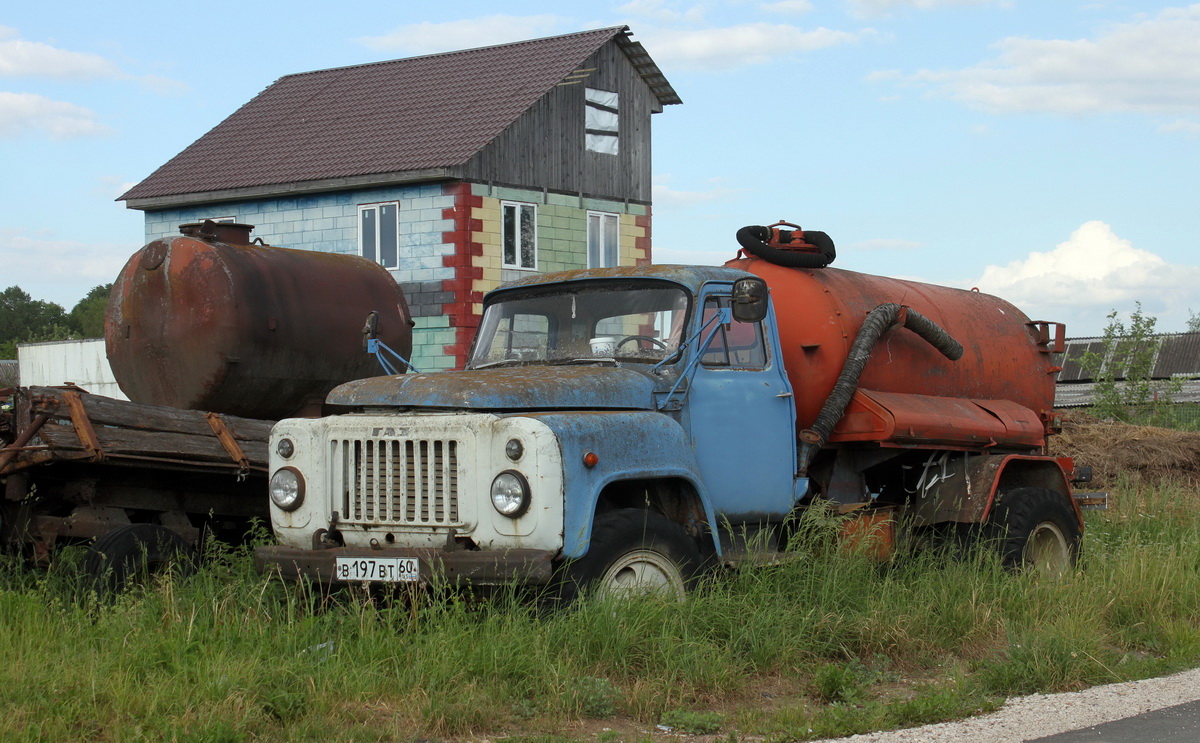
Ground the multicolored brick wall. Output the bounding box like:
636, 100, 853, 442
141, 180, 650, 372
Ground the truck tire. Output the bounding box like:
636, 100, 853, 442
83, 524, 194, 594
559, 509, 703, 603
987, 487, 1080, 576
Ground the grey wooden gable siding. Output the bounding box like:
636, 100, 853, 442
453, 40, 658, 202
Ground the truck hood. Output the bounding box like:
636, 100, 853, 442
325, 365, 658, 411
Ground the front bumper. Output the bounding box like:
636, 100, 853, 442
254, 544, 558, 586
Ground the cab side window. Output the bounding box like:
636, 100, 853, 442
699, 297, 767, 368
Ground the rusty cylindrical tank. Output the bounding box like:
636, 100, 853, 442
106, 222, 413, 420
724, 255, 1060, 431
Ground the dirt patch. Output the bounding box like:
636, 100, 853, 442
1051, 411, 1200, 488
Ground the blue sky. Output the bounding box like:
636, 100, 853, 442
2, 1, 1197, 335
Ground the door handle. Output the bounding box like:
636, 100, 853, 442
776, 391, 793, 398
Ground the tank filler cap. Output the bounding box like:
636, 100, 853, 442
178, 220, 255, 245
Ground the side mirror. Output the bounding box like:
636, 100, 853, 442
731, 277, 769, 323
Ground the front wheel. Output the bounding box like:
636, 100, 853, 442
987, 487, 1081, 577
558, 510, 703, 603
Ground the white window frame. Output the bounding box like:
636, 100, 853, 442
358, 202, 401, 269
502, 201, 538, 270
587, 211, 620, 269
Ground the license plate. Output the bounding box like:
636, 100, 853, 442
334, 556, 420, 583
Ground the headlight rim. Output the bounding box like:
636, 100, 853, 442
490, 469, 531, 518
270, 466, 306, 512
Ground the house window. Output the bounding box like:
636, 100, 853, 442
502, 201, 537, 270
359, 202, 400, 269
585, 88, 619, 155
587, 211, 619, 268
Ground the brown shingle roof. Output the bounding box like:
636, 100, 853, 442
121, 26, 678, 203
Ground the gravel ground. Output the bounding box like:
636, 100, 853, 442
816, 667, 1200, 743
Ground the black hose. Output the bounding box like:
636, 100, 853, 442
736, 225, 836, 268
798, 303, 963, 475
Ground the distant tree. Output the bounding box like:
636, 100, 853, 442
1188, 309, 1200, 333
0, 286, 72, 358
67, 284, 113, 338
1079, 302, 1180, 424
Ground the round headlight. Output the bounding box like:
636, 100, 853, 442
505, 438, 524, 461
490, 470, 530, 517
270, 467, 305, 511
276, 438, 295, 459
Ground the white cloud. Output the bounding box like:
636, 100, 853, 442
356, 15, 569, 55
0, 228, 132, 307
354, 14, 867, 73
0, 28, 186, 94
846, 0, 1005, 18
0, 34, 124, 80
641, 23, 871, 70
974, 221, 1200, 334
845, 238, 923, 251
650, 245, 731, 267
0, 92, 111, 139
760, 1, 815, 14
1159, 119, 1200, 136
652, 178, 743, 209
617, 0, 708, 24
893, 5, 1200, 115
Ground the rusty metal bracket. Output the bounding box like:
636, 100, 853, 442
0, 412, 50, 474
205, 412, 251, 480
60, 389, 104, 463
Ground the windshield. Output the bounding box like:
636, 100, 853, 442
468, 282, 690, 368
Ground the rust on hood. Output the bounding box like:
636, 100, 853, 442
327, 365, 660, 411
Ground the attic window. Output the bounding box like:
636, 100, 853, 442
585, 88, 619, 155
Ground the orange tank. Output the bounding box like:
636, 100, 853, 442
106, 222, 413, 420
724, 255, 1062, 433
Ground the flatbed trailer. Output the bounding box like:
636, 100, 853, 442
1, 385, 270, 584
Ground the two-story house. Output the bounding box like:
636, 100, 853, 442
119, 26, 680, 371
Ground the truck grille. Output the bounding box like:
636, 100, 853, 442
333, 438, 461, 526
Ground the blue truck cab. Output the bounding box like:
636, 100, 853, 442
254, 265, 803, 595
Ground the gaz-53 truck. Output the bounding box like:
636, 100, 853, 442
255, 222, 1098, 597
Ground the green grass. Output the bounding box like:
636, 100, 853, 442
2, 479, 1199, 742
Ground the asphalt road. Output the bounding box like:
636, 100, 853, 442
817, 668, 1200, 743
1026, 699, 1200, 742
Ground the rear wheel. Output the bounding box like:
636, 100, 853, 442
987, 487, 1080, 577
558, 509, 703, 603
83, 524, 194, 594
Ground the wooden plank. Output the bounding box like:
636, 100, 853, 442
26, 387, 274, 441
33, 418, 269, 469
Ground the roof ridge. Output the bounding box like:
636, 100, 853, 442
281, 25, 628, 81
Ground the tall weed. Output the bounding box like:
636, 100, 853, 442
1, 488, 1199, 740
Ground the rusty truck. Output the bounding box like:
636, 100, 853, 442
1, 221, 413, 588
254, 221, 1100, 598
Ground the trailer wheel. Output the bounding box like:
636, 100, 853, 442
558, 510, 702, 603
987, 487, 1080, 576
84, 524, 194, 594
